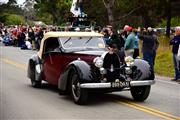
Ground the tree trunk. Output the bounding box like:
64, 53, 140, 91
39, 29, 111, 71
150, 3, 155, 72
166, 0, 171, 38
106, 4, 114, 27
140, 7, 151, 28
103, 0, 116, 29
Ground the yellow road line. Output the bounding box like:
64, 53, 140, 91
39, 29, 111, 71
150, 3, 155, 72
1, 58, 180, 120
1, 58, 26, 70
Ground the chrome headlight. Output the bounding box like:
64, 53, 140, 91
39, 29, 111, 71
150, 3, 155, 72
125, 67, 132, 74
125, 56, 134, 66
100, 67, 107, 74
93, 57, 103, 68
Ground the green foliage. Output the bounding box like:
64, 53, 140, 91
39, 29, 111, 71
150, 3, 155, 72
1, 14, 26, 25
36, 13, 53, 25
84, 0, 107, 26
0, 3, 23, 15
34, 0, 72, 25
157, 17, 180, 27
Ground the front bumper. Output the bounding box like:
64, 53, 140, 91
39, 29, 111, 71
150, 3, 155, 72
80, 80, 155, 89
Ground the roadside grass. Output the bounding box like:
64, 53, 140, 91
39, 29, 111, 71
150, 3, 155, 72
154, 36, 174, 78
139, 35, 174, 78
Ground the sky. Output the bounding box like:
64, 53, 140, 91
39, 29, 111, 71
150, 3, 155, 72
0, 0, 25, 5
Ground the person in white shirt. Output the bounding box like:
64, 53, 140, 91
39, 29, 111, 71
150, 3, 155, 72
21, 39, 32, 50
25, 40, 32, 49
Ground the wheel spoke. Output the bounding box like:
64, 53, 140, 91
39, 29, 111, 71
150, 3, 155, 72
72, 85, 76, 90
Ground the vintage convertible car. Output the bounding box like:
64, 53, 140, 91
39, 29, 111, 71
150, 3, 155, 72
27, 32, 155, 105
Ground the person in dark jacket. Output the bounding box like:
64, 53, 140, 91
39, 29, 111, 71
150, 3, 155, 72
103, 44, 121, 82
35, 28, 44, 50
28, 27, 35, 49
17, 28, 26, 47
139, 27, 158, 80
106, 26, 121, 50
170, 26, 180, 82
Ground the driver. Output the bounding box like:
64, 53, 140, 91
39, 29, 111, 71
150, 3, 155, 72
103, 44, 121, 81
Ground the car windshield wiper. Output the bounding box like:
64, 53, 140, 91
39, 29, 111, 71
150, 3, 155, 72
63, 37, 71, 45
84, 37, 92, 44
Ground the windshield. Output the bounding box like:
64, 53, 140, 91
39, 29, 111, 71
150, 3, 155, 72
59, 36, 106, 50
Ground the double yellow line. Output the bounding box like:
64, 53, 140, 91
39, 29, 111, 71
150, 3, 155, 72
1, 58, 180, 120
115, 100, 180, 120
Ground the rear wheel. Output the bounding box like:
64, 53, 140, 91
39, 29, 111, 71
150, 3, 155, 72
130, 86, 151, 101
70, 70, 88, 105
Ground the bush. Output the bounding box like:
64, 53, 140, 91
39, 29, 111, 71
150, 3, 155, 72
5, 14, 26, 25
0, 13, 26, 25
157, 17, 180, 27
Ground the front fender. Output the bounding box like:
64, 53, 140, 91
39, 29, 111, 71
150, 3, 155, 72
70, 60, 93, 81
134, 59, 151, 80
58, 60, 94, 91
27, 54, 42, 81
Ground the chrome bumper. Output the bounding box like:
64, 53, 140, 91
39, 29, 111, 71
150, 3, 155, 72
80, 80, 155, 89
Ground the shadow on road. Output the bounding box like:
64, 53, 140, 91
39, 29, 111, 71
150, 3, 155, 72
27, 82, 134, 105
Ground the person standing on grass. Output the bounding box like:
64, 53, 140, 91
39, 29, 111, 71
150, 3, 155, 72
170, 26, 180, 83
124, 26, 135, 57
133, 29, 140, 59
138, 27, 158, 80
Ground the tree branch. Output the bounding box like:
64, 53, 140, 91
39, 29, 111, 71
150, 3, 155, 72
114, 6, 142, 22
102, 0, 108, 8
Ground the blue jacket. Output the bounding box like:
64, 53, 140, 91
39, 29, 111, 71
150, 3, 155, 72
170, 35, 180, 54
134, 35, 139, 49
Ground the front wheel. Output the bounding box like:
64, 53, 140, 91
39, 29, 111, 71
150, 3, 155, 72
30, 63, 42, 88
31, 79, 42, 88
70, 70, 88, 105
130, 86, 151, 101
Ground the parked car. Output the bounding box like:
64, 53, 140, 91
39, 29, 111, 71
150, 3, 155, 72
27, 31, 155, 105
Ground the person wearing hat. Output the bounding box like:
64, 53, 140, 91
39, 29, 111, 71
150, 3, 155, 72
124, 26, 135, 57
170, 26, 180, 83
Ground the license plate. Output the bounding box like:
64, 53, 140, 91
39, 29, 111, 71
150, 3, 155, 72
111, 81, 130, 88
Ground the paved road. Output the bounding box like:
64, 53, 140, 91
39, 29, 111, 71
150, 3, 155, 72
0, 45, 180, 120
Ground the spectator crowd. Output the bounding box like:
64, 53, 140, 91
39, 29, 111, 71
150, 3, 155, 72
0, 23, 180, 83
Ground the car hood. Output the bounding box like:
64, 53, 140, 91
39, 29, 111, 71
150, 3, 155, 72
73, 50, 106, 56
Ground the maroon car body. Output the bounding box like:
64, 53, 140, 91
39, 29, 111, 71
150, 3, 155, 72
27, 32, 155, 105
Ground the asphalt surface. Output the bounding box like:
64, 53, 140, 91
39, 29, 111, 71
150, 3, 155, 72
0, 44, 180, 120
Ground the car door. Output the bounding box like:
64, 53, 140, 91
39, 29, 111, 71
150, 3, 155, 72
42, 37, 63, 85
43, 52, 67, 85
